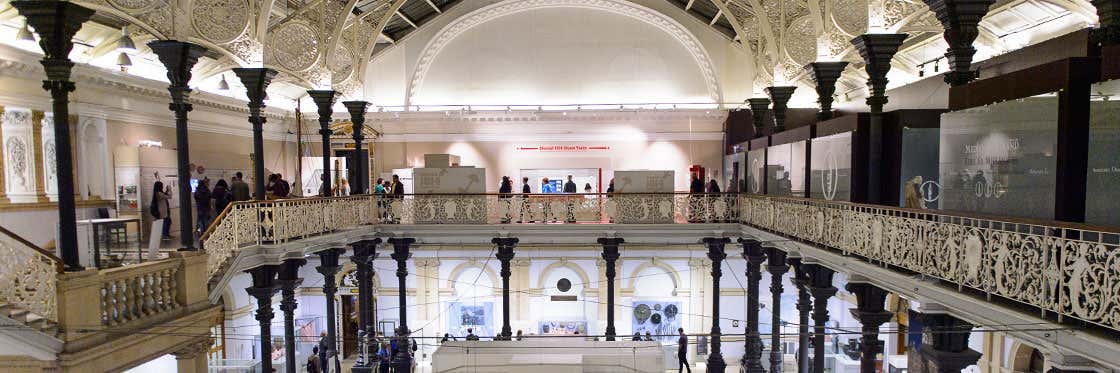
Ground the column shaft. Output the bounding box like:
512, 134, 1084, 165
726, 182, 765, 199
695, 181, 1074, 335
766, 246, 789, 373
788, 258, 813, 373
741, 238, 766, 373
317, 247, 347, 373
598, 237, 623, 341
846, 282, 893, 373
245, 265, 280, 373
278, 259, 306, 373
493, 237, 519, 339
805, 264, 837, 373
704, 237, 730, 373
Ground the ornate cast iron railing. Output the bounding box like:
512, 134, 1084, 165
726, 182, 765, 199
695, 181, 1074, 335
740, 194, 1120, 332
0, 226, 62, 322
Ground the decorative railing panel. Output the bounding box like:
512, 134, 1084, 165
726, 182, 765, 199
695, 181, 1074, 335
99, 259, 180, 326
739, 195, 1120, 331
0, 228, 61, 321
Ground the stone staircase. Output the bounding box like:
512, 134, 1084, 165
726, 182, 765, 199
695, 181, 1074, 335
0, 304, 59, 336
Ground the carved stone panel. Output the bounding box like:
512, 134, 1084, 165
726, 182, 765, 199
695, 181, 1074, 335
40, 113, 57, 200
192, 0, 250, 44
1, 108, 36, 202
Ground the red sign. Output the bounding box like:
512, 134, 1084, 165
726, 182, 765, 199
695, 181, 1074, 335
517, 145, 611, 152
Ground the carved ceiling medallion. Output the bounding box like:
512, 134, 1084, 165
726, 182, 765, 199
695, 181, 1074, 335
269, 21, 321, 72
107, 0, 159, 13
192, 0, 251, 44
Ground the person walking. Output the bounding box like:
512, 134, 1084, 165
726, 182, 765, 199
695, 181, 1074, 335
151, 181, 172, 240
212, 179, 231, 215
688, 174, 705, 222
519, 177, 532, 223
377, 341, 392, 373
307, 346, 321, 373
563, 175, 577, 222
677, 328, 691, 373
317, 331, 330, 373
230, 172, 250, 201
499, 176, 513, 223
194, 178, 212, 234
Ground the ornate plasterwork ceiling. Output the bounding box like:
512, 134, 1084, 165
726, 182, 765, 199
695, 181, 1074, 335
1, 0, 1098, 107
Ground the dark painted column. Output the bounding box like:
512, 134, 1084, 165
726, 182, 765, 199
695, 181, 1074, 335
316, 246, 347, 373
388, 237, 415, 371
598, 237, 624, 341
245, 265, 281, 373
11, 0, 93, 271
343, 101, 370, 194
703, 237, 731, 373
350, 239, 380, 369
851, 34, 907, 204
739, 237, 766, 373
805, 62, 849, 121
804, 263, 837, 373
278, 258, 306, 373
765, 86, 797, 133
765, 245, 789, 373
922, 0, 996, 86
388, 238, 414, 332
493, 237, 519, 340
846, 282, 893, 373
787, 257, 813, 373
149, 40, 206, 250
911, 308, 982, 373
308, 90, 337, 196
232, 68, 277, 199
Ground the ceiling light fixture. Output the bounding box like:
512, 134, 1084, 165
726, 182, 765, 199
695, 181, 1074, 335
117, 26, 136, 52
16, 21, 34, 42
116, 51, 132, 71
218, 74, 230, 90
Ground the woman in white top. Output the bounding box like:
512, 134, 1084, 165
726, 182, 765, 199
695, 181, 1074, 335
336, 178, 350, 196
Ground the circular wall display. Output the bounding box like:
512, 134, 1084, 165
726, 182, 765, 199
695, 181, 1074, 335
557, 278, 572, 292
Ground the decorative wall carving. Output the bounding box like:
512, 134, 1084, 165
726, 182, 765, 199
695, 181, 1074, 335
40, 114, 57, 199
192, 0, 250, 44
1, 108, 36, 201
106, 0, 159, 13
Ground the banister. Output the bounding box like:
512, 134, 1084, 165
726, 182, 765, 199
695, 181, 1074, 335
0, 224, 63, 273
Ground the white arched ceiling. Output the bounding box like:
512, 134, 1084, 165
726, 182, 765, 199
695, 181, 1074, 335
406, 0, 722, 107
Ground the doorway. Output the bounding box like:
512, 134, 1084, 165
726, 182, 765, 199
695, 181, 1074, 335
341, 295, 359, 358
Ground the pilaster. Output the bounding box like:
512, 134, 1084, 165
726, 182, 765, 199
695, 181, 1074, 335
38, 113, 57, 201
1, 107, 34, 203
30, 110, 48, 202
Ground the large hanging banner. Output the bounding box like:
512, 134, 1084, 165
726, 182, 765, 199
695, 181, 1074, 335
447, 302, 494, 339
631, 300, 681, 343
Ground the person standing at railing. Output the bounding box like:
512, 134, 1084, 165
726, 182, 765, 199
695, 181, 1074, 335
540, 177, 555, 222
688, 174, 705, 223
151, 180, 173, 240
499, 176, 513, 223
563, 175, 577, 223
337, 178, 350, 197
390, 175, 404, 223
375, 177, 386, 222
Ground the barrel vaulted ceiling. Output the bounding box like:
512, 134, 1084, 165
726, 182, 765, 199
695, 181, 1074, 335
0, 0, 1100, 104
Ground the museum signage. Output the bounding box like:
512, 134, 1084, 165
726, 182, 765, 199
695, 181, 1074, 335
517, 145, 611, 152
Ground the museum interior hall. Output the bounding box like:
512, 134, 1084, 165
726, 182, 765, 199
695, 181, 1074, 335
0, 0, 1118, 372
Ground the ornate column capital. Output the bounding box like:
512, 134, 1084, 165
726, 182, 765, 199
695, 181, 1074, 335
922, 0, 997, 85
172, 338, 213, 360
851, 33, 908, 113
911, 310, 982, 373
805, 61, 850, 120
765, 86, 797, 133
747, 98, 771, 138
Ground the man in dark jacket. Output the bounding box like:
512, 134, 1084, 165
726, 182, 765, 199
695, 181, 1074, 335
677, 328, 691, 373
230, 172, 250, 201
563, 175, 577, 222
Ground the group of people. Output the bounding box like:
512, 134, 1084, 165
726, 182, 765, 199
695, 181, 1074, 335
149, 172, 252, 240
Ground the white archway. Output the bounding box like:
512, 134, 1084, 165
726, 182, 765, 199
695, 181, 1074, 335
406, 0, 723, 106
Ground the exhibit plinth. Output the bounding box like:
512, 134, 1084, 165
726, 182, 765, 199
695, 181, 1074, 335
432, 340, 664, 373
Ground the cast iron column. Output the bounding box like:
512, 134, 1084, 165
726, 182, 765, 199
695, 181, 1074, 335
317, 246, 347, 373
343, 101, 370, 194
846, 282, 893, 373
1095, 0, 1120, 45
308, 90, 337, 196
922, 0, 996, 85
233, 67, 277, 199
765, 245, 789, 373
852, 34, 907, 204
493, 237, 519, 340
598, 237, 624, 341
278, 258, 306, 373
804, 263, 836, 373
912, 308, 982, 373
805, 62, 849, 120
739, 237, 766, 373
149, 40, 206, 250
11, 0, 93, 271
747, 98, 771, 138
765, 86, 797, 133
245, 265, 281, 373
389, 238, 414, 332
350, 239, 380, 369
787, 257, 813, 373
703, 237, 731, 373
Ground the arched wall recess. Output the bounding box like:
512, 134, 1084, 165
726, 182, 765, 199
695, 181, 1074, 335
405, 0, 723, 107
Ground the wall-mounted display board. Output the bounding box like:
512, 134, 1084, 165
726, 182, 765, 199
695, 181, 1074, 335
938, 96, 1058, 220
810, 132, 852, 201
1087, 80, 1120, 227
